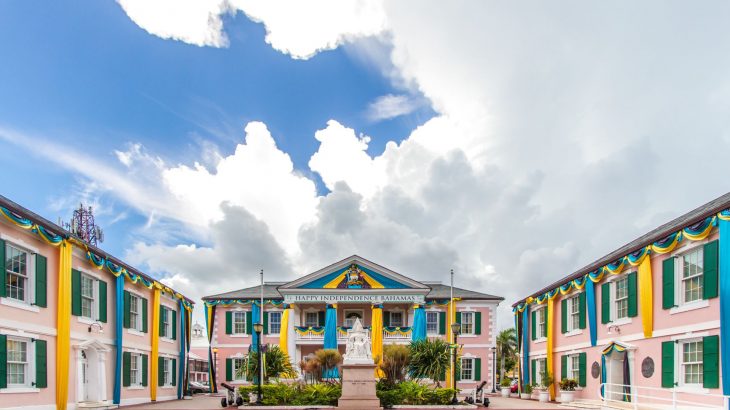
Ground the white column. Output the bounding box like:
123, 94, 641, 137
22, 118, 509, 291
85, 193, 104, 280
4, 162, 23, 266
98, 352, 108, 402
75, 349, 84, 403
287, 306, 297, 370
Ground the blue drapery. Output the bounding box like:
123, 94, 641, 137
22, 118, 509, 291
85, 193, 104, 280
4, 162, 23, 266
411, 305, 427, 341
719, 219, 730, 397
113, 275, 124, 404
522, 306, 530, 386
586, 280, 597, 346
252, 303, 261, 352
177, 300, 186, 399
601, 355, 606, 398
323, 304, 339, 378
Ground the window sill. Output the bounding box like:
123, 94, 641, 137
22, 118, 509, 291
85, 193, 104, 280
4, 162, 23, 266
607, 318, 632, 327
675, 385, 708, 394
460, 334, 477, 338
126, 386, 145, 390
160, 385, 176, 390
0, 298, 40, 313
534, 337, 547, 344
77, 316, 97, 325
161, 338, 175, 344
0, 387, 40, 394
565, 330, 584, 337
670, 300, 710, 315
127, 329, 146, 337
230, 334, 250, 338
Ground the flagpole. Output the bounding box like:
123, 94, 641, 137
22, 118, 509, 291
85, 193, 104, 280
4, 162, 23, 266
260, 269, 264, 386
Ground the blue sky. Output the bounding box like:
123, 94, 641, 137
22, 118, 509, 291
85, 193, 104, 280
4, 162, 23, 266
1, 1, 729, 326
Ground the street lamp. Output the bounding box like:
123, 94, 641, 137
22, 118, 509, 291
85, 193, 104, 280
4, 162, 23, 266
212, 347, 218, 394
450, 322, 461, 405
253, 323, 264, 405
491, 346, 497, 393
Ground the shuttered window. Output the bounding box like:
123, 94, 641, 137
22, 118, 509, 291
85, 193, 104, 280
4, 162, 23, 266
460, 357, 474, 381
3, 242, 29, 303
426, 311, 439, 334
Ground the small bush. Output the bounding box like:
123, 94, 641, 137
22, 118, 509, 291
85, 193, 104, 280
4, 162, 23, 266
237, 382, 341, 406
500, 377, 511, 387
376, 380, 457, 406
524, 383, 533, 394
559, 378, 578, 391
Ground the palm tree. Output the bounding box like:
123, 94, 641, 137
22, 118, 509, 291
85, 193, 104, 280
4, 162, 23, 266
408, 339, 452, 387
237, 345, 294, 383
496, 328, 517, 383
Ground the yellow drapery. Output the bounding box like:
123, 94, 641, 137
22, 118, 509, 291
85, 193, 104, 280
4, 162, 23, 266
56, 240, 73, 410
371, 304, 384, 377
150, 287, 161, 401
546, 297, 555, 401
279, 306, 290, 357
445, 300, 456, 389
638, 256, 653, 338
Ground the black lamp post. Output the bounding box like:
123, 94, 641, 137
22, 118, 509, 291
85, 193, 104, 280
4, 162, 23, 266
253, 323, 264, 405
491, 346, 497, 393
450, 322, 461, 404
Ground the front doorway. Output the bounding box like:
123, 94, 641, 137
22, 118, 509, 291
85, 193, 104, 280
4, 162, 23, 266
603, 342, 633, 403
75, 340, 110, 404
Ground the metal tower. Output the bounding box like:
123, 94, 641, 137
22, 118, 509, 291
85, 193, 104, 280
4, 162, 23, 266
62, 203, 104, 246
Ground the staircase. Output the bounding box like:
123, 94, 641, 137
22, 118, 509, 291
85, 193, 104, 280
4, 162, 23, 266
77, 401, 117, 409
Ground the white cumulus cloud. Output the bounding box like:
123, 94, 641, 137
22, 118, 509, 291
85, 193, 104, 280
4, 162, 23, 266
366, 94, 421, 121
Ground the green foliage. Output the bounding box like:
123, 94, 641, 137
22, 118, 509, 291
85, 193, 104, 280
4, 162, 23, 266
559, 378, 578, 391
235, 345, 294, 383
376, 380, 456, 406
497, 328, 517, 380
524, 383, 533, 394
500, 377, 512, 387
299, 348, 342, 383
539, 371, 554, 389
238, 382, 341, 406
407, 339, 452, 387
380, 344, 410, 383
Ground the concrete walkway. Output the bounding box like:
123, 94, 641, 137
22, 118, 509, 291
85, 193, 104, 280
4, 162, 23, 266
485, 395, 563, 409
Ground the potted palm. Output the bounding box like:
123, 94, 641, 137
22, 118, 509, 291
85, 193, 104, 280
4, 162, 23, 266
536, 372, 553, 402
500, 378, 511, 397
520, 383, 532, 399
559, 378, 578, 403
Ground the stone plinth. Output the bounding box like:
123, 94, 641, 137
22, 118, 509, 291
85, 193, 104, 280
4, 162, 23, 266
338, 363, 381, 409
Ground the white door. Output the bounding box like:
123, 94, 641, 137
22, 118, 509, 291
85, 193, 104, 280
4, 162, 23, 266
81, 351, 90, 401
606, 351, 626, 402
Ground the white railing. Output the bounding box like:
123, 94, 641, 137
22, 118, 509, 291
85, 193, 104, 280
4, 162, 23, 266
599, 383, 729, 410
383, 328, 412, 340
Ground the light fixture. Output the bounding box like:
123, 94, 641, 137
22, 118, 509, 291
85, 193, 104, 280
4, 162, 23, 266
253, 323, 264, 334
88, 321, 104, 333
451, 322, 462, 335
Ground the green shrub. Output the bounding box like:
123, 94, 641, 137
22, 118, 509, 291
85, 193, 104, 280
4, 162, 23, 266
524, 383, 533, 394
559, 378, 578, 391
237, 382, 341, 406
408, 339, 453, 387
380, 344, 410, 383
500, 377, 512, 387
375, 380, 458, 406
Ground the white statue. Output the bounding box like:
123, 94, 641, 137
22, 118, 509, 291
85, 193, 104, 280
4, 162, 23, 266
343, 318, 373, 364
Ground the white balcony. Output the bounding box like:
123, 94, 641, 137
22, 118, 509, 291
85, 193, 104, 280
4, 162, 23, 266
294, 326, 410, 344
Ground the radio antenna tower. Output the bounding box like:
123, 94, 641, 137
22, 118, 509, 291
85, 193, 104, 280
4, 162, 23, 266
61, 203, 104, 246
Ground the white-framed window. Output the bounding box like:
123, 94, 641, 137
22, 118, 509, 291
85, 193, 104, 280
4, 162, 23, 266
130, 353, 142, 386
535, 358, 547, 386
426, 311, 439, 334
680, 340, 703, 386
460, 311, 474, 335
129, 294, 144, 332
161, 306, 172, 338
304, 311, 319, 327
7, 338, 29, 387
344, 310, 363, 328
536, 308, 547, 339
269, 311, 282, 334
80, 274, 95, 319
567, 354, 580, 381
388, 311, 403, 327
233, 311, 246, 334
233, 358, 246, 381
161, 357, 175, 386
567, 296, 580, 332
5, 243, 30, 303
461, 357, 474, 381
614, 277, 629, 320
680, 248, 704, 304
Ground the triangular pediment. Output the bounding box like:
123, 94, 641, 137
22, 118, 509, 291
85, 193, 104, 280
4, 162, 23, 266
279, 255, 429, 291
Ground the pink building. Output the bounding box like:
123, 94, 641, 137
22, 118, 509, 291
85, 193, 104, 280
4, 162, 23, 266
202, 255, 503, 394
0, 196, 195, 409
513, 193, 730, 408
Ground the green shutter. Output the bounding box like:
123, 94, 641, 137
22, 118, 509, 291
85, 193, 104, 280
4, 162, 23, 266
142, 354, 148, 386
475, 357, 481, 381
439, 312, 446, 335
318, 311, 325, 326
561, 299, 568, 334
226, 358, 233, 381
123, 352, 131, 387
578, 292, 586, 329
142, 298, 148, 333
601, 283, 611, 324
0, 240, 5, 297
98, 280, 107, 323
225, 311, 232, 334
35, 339, 47, 388
172, 358, 177, 386
34, 254, 47, 308
703, 240, 719, 299
159, 307, 166, 336
661, 341, 674, 387
246, 311, 253, 334
531, 359, 536, 384
71, 269, 82, 316
662, 257, 675, 309
578, 352, 586, 387
628, 272, 638, 317
561, 355, 567, 379
264, 311, 269, 335
703, 335, 719, 388
455, 360, 461, 381
123, 291, 131, 329
172, 310, 177, 340
475, 311, 482, 335
158, 357, 165, 386
0, 334, 6, 388
455, 311, 462, 326
531, 311, 536, 340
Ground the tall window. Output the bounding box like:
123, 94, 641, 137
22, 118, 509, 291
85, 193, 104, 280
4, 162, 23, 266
81, 274, 95, 318
344, 311, 363, 327
681, 341, 703, 385
130, 353, 141, 386
568, 296, 580, 331
568, 354, 580, 381
162, 357, 174, 386
426, 311, 439, 334
304, 312, 319, 327
7, 339, 28, 386
615, 278, 629, 320
681, 249, 704, 304
461, 312, 474, 335
161, 307, 172, 338
233, 311, 246, 334
461, 357, 474, 381
389, 311, 403, 327
269, 312, 282, 334
536, 308, 547, 339
535, 358, 547, 385
233, 358, 246, 381
5, 244, 28, 302
129, 294, 141, 331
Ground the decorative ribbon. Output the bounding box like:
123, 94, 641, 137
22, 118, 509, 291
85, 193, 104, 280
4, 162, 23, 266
150, 288, 161, 401
371, 304, 384, 377
113, 274, 124, 404
178, 299, 186, 399
56, 241, 73, 410
205, 305, 218, 393
718, 218, 730, 397
546, 297, 555, 401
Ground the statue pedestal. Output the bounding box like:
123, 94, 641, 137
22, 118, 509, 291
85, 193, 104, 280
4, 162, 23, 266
338, 363, 381, 410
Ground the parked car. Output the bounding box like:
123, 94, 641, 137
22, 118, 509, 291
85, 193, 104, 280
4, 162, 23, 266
510, 378, 519, 393
189, 381, 209, 394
